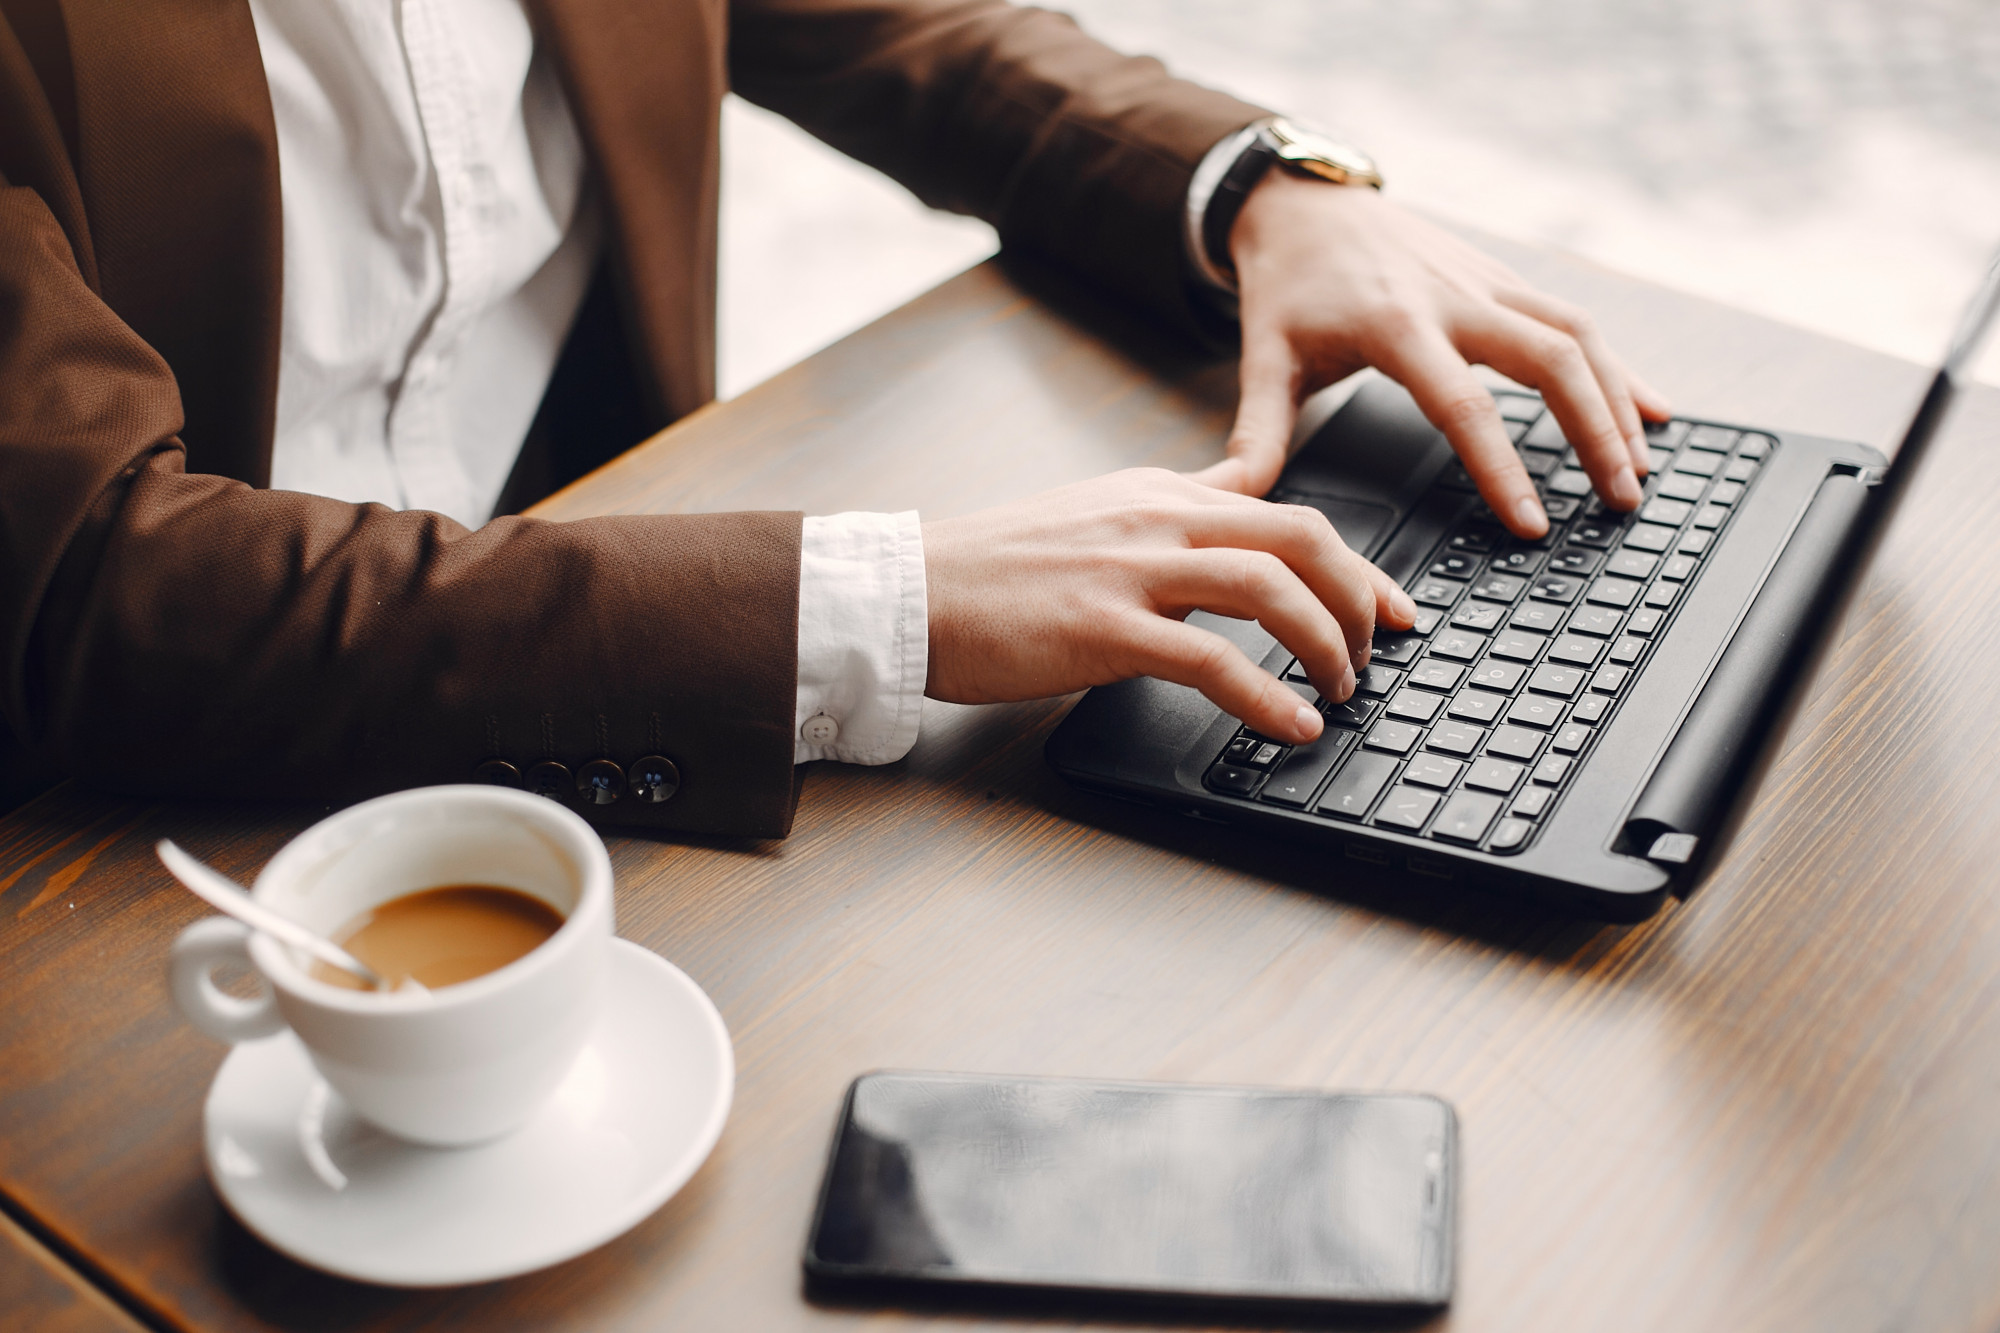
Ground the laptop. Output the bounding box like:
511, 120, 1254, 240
1047, 253, 2000, 920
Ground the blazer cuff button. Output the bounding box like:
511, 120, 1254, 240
576, 759, 625, 805
473, 759, 522, 788
629, 755, 680, 804
800, 714, 840, 745
526, 761, 571, 800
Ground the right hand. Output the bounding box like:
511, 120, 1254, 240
923, 469, 1417, 745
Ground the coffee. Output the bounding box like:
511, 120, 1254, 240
310, 885, 564, 991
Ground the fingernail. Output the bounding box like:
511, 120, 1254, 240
1613, 469, 1643, 508
1513, 495, 1547, 535
1627, 432, 1649, 471
1390, 587, 1418, 622
1294, 703, 1323, 740
1340, 665, 1357, 700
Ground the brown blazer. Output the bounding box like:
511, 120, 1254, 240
0, 0, 1262, 835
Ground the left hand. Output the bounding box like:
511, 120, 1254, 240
1190, 173, 1672, 539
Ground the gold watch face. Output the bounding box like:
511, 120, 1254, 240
1268, 117, 1383, 188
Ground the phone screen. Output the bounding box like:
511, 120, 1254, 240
804, 1072, 1455, 1310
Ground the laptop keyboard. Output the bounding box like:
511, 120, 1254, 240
1204, 395, 1775, 855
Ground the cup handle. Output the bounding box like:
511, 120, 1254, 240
169, 917, 287, 1042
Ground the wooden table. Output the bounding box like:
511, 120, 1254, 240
4, 242, 1999, 1333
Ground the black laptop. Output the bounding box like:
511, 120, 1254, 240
1048, 255, 2000, 920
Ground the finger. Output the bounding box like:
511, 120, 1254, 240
1371, 323, 1548, 538
1458, 305, 1642, 511
1202, 329, 1299, 498
1117, 614, 1324, 744
1497, 289, 1649, 472
1626, 366, 1673, 422
1145, 548, 1358, 702
1177, 501, 1414, 665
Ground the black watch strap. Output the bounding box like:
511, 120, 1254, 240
1201, 128, 1280, 283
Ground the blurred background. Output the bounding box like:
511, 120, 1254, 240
717, 0, 2000, 399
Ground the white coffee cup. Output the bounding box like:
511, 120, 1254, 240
168, 785, 614, 1147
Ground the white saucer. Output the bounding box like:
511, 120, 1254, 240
203, 939, 733, 1287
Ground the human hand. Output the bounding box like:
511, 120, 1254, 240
1190, 174, 1671, 538
923, 468, 1417, 745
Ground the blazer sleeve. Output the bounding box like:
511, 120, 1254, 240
727, 0, 1269, 344
0, 181, 804, 836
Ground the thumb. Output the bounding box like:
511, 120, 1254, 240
1189, 335, 1297, 497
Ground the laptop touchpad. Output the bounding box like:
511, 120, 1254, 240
1270, 381, 1458, 561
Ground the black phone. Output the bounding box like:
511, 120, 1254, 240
803, 1071, 1456, 1314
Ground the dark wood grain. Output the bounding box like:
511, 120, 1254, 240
0, 1205, 149, 1332
4, 244, 1999, 1332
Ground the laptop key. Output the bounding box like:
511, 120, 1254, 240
1407, 660, 1464, 692
1506, 694, 1564, 729
1546, 469, 1593, 497
1511, 785, 1553, 818
1431, 630, 1486, 662
1586, 577, 1640, 608
1710, 480, 1745, 505
1315, 750, 1400, 821
1569, 519, 1620, 549
1551, 725, 1589, 755
1437, 461, 1478, 492
1448, 689, 1506, 723
1430, 551, 1479, 579
1643, 582, 1678, 609
1469, 658, 1527, 692
1567, 604, 1623, 638
1605, 549, 1657, 580
1687, 425, 1736, 452
1487, 726, 1544, 761
1449, 525, 1504, 554
1490, 547, 1541, 575
1260, 730, 1360, 808
1497, 395, 1542, 423
1491, 631, 1543, 662
1646, 419, 1691, 450
1470, 572, 1527, 602
1679, 529, 1714, 556
1404, 754, 1464, 790
1737, 433, 1773, 459
1543, 495, 1582, 522
1723, 456, 1759, 482
1412, 578, 1461, 608
1673, 450, 1721, 477
1529, 573, 1583, 604
1547, 546, 1600, 575
1324, 697, 1382, 729
1464, 756, 1523, 793
1524, 415, 1568, 450
1655, 472, 1707, 502
1591, 666, 1631, 694
1364, 719, 1423, 754
1510, 603, 1564, 633
1387, 688, 1444, 723
1693, 504, 1727, 530
1623, 523, 1678, 553
1545, 636, 1601, 669
1661, 554, 1698, 582
1533, 754, 1572, 785
1571, 693, 1611, 724
1206, 763, 1262, 796
1488, 817, 1533, 852
1430, 790, 1502, 844
1372, 635, 1424, 665
1626, 607, 1664, 635
1374, 785, 1441, 831
1520, 451, 1560, 480
1450, 602, 1505, 632
1427, 720, 1486, 756
1609, 636, 1645, 665
1529, 664, 1586, 696
1355, 664, 1403, 697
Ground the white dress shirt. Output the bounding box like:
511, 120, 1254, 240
251, 0, 1235, 770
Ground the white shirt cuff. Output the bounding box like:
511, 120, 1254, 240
1184, 123, 1262, 302
795, 511, 928, 765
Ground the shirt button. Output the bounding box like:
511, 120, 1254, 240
800, 714, 840, 745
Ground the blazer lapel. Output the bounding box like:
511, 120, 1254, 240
61, 0, 280, 485
531, 0, 722, 423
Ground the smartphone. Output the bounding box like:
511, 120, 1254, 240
803, 1071, 1456, 1313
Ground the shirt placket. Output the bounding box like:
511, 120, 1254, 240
389, 0, 502, 523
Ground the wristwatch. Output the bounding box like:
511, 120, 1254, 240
1201, 117, 1383, 282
